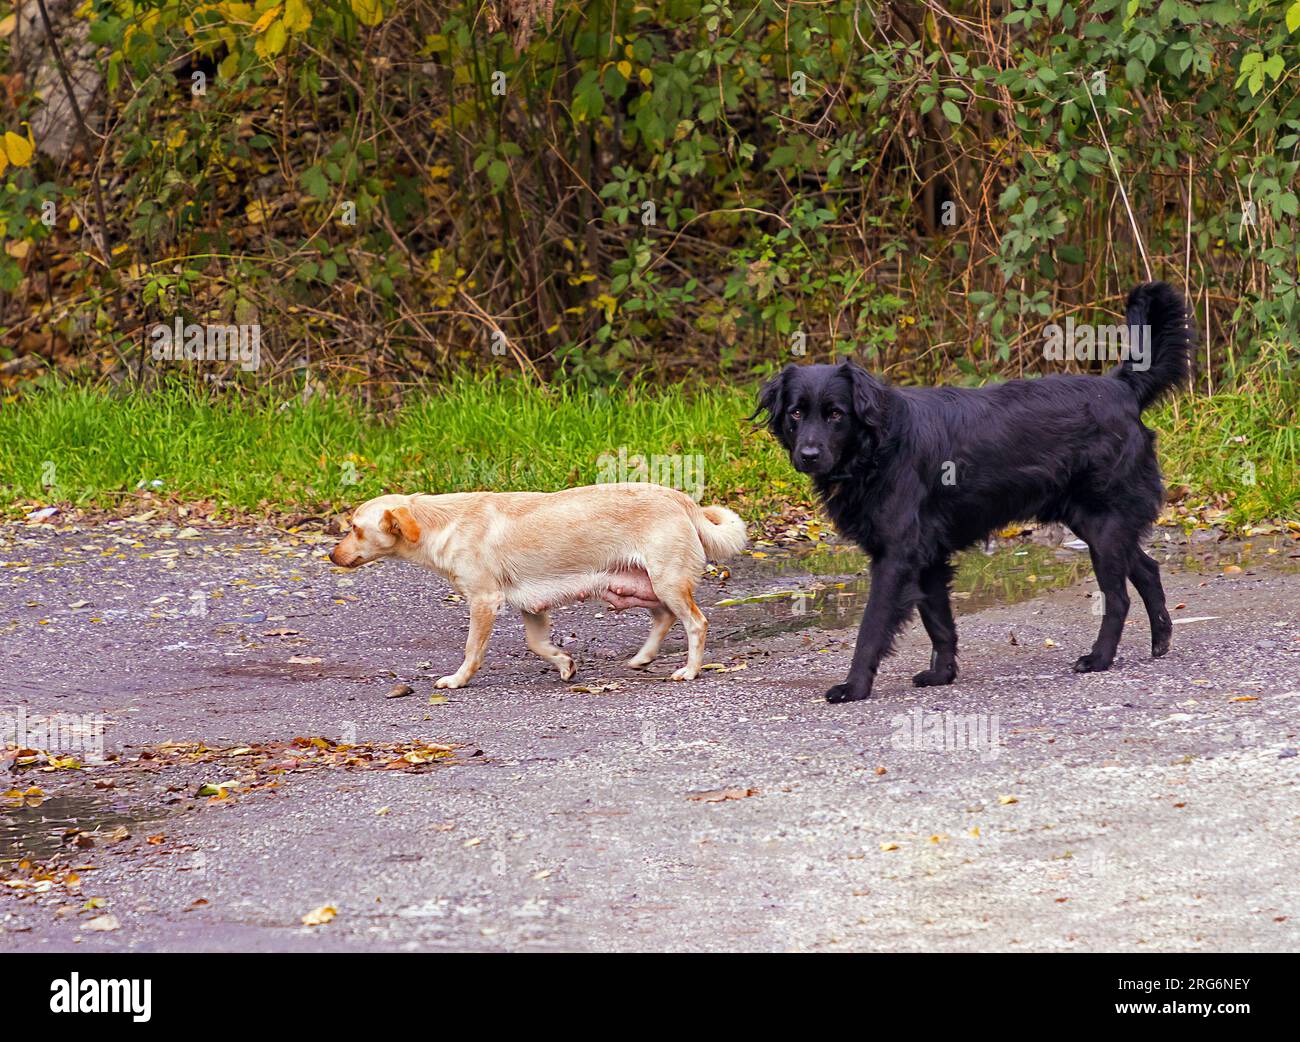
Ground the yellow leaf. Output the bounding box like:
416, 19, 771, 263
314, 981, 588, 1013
3, 130, 34, 167
617, 60, 632, 78
3, 240, 26, 259
246, 199, 270, 224
219, 51, 241, 80
592, 292, 617, 320
0, 149, 7, 176
301, 903, 337, 926
639, 68, 653, 86
256, 18, 288, 57
284, 0, 311, 31
252, 4, 282, 32
0, 14, 16, 38
350, 0, 382, 27
880, 842, 899, 852
221, 1, 256, 21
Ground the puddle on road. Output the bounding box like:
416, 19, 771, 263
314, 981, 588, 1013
0, 792, 161, 863
716, 533, 1300, 642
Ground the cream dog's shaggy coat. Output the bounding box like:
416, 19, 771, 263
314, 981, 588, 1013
329, 483, 747, 689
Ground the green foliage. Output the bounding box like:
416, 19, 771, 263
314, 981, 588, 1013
1, 1, 1297, 382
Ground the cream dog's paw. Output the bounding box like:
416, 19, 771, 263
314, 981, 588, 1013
669, 665, 698, 682
558, 656, 576, 681
435, 674, 467, 689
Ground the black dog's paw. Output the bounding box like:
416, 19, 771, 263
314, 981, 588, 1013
825, 682, 871, 703
1072, 652, 1114, 673
912, 664, 957, 688
1152, 627, 1172, 658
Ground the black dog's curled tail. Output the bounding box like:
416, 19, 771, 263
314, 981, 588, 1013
1112, 281, 1194, 410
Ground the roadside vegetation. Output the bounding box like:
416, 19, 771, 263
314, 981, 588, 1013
1, 2, 1296, 531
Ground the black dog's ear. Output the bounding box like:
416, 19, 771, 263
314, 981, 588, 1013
753, 365, 796, 450
841, 362, 889, 431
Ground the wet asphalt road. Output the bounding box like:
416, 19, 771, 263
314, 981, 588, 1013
1, 519, 1297, 951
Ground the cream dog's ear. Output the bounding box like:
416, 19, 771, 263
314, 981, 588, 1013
382, 507, 421, 542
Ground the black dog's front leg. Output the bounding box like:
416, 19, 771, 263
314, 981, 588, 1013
825, 556, 921, 703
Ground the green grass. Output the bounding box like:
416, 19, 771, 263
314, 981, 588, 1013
1149, 340, 1300, 525
0, 363, 1295, 526
0, 375, 799, 520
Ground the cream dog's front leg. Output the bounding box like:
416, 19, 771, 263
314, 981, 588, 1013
436, 593, 501, 688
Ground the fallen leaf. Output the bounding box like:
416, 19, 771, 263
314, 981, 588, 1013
81, 914, 121, 932
384, 684, 414, 699
687, 787, 758, 803
301, 904, 337, 926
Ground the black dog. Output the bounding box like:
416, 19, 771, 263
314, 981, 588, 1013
756, 282, 1193, 703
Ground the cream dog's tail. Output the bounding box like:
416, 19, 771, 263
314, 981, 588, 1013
691, 503, 748, 561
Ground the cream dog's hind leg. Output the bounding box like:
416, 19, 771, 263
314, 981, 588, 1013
626, 606, 676, 669
522, 610, 576, 680
650, 578, 708, 681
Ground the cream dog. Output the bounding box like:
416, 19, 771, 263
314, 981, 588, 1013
328, 483, 747, 688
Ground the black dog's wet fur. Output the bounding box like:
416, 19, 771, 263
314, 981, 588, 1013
756, 282, 1194, 703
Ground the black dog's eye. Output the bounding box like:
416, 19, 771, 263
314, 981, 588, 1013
828, 408, 844, 422
788, 409, 802, 421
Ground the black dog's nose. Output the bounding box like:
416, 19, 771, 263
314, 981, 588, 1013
798, 447, 821, 467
